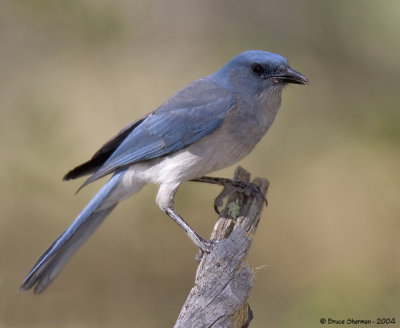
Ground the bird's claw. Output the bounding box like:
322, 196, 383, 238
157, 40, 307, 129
231, 181, 268, 206
213, 180, 267, 214
191, 176, 267, 214
198, 238, 216, 253
195, 239, 218, 261
213, 194, 226, 214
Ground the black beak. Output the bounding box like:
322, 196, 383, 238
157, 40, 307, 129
272, 67, 309, 85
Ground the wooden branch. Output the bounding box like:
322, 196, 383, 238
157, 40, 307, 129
175, 166, 269, 328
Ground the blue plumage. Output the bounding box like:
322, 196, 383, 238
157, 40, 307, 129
21, 170, 126, 293
21, 50, 308, 294
81, 87, 235, 188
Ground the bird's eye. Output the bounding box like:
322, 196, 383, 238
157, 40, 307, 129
251, 63, 264, 75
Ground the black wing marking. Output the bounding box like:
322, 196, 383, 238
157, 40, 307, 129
63, 114, 149, 180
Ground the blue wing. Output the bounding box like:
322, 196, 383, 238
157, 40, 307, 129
80, 78, 236, 188
64, 115, 149, 181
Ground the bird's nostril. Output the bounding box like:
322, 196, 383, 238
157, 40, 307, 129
277, 65, 287, 74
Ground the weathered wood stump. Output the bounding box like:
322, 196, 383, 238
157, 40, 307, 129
175, 166, 269, 328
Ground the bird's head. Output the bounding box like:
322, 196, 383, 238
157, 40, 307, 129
210, 50, 309, 97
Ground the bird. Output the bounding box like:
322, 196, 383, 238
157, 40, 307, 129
20, 50, 309, 294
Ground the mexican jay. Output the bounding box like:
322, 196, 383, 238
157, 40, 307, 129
20, 50, 308, 294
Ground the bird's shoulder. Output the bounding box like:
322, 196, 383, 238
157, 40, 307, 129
155, 77, 235, 114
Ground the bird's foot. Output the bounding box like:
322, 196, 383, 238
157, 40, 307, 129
165, 207, 216, 255
230, 180, 268, 204
195, 238, 218, 261
197, 238, 215, 253
191, 176, 267, 214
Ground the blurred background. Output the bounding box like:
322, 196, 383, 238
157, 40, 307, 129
1, 0, 399, 327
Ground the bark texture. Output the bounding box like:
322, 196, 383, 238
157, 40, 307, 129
175, 166, 269, 328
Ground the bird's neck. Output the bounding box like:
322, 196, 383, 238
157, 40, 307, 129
257, 86, 282, 132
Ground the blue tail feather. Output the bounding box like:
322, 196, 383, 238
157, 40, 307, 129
20, 170, 126, 294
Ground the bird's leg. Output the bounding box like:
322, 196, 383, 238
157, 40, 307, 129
191, 176, 268, 214
165, 208, 214, 252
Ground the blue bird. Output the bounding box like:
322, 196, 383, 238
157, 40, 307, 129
20, 50, 308, 294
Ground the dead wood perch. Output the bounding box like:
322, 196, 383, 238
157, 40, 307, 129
175, 166, 269, 328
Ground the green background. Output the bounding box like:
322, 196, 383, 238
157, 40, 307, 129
1, 0, 399, 327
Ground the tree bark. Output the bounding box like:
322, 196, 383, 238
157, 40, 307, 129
175, 166, 269, 328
